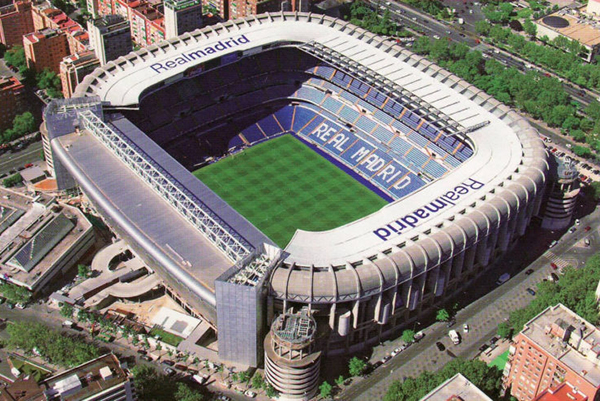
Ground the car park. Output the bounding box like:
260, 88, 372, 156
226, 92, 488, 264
525, 268, 534, 275
436, 341, 446, 351
527, 288, 536, 296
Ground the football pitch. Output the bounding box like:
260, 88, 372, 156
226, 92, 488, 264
193, 134, 388, 247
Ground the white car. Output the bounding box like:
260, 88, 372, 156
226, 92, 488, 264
244, 391, 257, 398
463, 324, 469, 333
575, 219, 581, 226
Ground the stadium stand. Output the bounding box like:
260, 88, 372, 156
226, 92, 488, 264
121, 48, 472, 201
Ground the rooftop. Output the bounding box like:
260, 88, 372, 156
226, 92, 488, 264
521, 304, 600, 387
43, 354, 129, 401
420, 373, 493, 401
0, 189, 93, 290
0, 76, 24, 91
536, 6, 600, 47
272, 308, 316, 345
534, 382, 588, 401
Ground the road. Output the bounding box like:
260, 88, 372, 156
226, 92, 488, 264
0, 142, 43, 176
369, 0, 596, 106
340, 205, 600, 400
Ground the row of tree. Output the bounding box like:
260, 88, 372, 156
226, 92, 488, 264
475, 22, 598, 88
505, 253, 600, 336
6, 321, 100, 367
410, 37, 577, 128
347, 2, 403, 37
131, 364, 206, 401
3, 112, 36, 144
384, 358, 503, 400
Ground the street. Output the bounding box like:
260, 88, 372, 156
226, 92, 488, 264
0, 141, 44, 176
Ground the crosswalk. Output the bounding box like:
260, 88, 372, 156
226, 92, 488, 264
544, 251, 572, 269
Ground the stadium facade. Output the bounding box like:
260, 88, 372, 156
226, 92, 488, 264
42, 11, 549, 377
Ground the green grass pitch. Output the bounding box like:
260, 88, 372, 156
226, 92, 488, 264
193, 134, 388, 247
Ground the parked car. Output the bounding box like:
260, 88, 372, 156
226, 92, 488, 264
525, 268, 534, 275
585, 226, 591, 232
575, 219, 581, 225
463, 324, 469, 333
551, 273, 559, 282
244, 391, 257, 398
136, 349, 147, 355
527, 288, 536, 296
381, 355, 391, 363
436, 341, 446, 351
551, 262, 558, 270
140, 355, 153, 362
161, 360, 175, 367
549, 240, 558, 248
163, 367, 175, 376
569, 227, 577, 233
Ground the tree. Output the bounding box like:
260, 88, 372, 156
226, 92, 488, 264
436, 308, 450, 322
78, 264, 91, 278
3, 173, 22, 188
174, 383, 203, 401
60, 304, 74, 318
131, 364, 178, 401
4, 46, 26, 71
570, 129, 587, 142
475, 20, 491, 36
265, 383, 276, 398
319, 381, 333, 399
0, 281, 31, 304
588, 182, 600, 201
251, 373, 264, 390
401, 329, 416, 343
573, 145, 592, 158
523, 19, 537, 37
348, 356, 367, 377
497, 322, 512, 339
335, 375, 345, 386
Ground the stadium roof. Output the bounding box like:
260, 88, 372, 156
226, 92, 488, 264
64, 12, 548, 308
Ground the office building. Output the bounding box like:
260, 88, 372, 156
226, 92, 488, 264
60, 51, 100, 98
0, 0, 34, 46
23, 28, 69, 73
503, 304, 600, 401
164, 0, 202, 39
0, 76, 27, 132
420, 373, 493, 401
87, 14, 131, 65
0, 353, 137, 401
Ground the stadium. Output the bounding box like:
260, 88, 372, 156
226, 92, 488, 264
42, 11, 548, 379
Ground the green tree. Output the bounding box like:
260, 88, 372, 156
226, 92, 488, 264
475, 20, 491, 36
348, 356, 367, 377
4, 46, 26, 71
588, 182, 600, 201
174, 383, 203, 401
573, 145, 592, 158
523, 19, 537, 37
401, 329, 415, 343
570, 129, 587, 142
251, 373, 264, 389
12, 112, 35, 137
335, 375, 345, 386
436, 308, 450, 322
131, 364, 178, 401
319, 381, 333, 399
78, 264, 91, 278
0, 282, 31, 304
60, 304, 74, 318
265, 383, 276, 398
3, 173, 22, 188
497, 322, 512, 339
